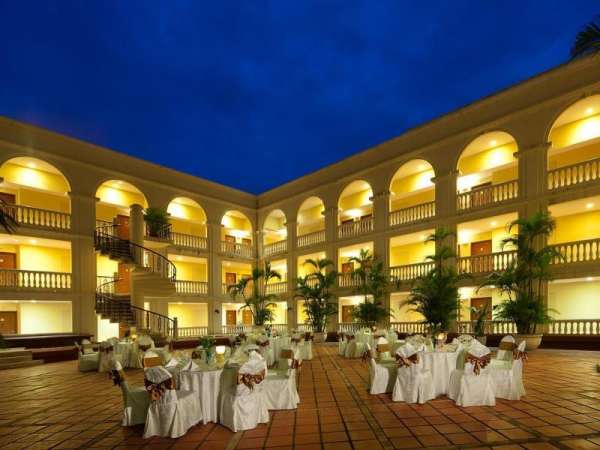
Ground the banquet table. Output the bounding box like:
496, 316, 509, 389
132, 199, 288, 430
419, 350, 459, 397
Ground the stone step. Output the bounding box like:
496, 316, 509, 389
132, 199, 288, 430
0, 359, 43, 370
0, 355, 33, 363
0, 348, 32, 359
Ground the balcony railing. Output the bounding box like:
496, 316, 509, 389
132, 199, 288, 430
176, 326, 209, 339
0, 269, 72, 290
548, 157, 600, 191
457, 179, 518, 211
175, 280, 208, 296
457, 251, 516, 275
389, 262, 434, 282
264, 239, 287, 257
171, 232, 208, 252
337, 322, 362, 334
338, 273, 360, 288
297, 230, 325, 248
550, 238, 600, 264
220, 241, 254, 258
456, 320, 517, 335
546, 319, 600, 335
338, 216, 373, 239
266, 281, 288, 295
222, 324, 253, 335
389, 202, 435, 227
390, 322, 429, 334
2, 204, 71, 231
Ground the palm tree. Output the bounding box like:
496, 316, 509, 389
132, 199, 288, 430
0, 199, 17, 233
227, 261, 281, 326
571, 15, 600, 59
349, 249, 389, 328
295, 258, 338, 333
479, 212, 560, 335
402, 228, 466, 334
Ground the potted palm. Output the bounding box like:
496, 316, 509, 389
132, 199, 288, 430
470, 303, 489, 345
402, 228, 467, 336
349, 249, 389, 329
143, 207, 171, 239
480, 212, 560, 350
227, 261, 281, 331
295, 258, 338, 342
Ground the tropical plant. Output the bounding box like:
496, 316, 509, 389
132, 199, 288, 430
295, 258, 338, 332
402, 228, 466, 334
470, 303, 489, 337
571, 15, 600, 59
349, 249, 389, 328
143, 207, 170, 237
479, 212, 560, 335
0, 199, 17, 234
227, 261, 281, 326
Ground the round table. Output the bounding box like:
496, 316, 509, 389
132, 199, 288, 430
419, 351, 459, 397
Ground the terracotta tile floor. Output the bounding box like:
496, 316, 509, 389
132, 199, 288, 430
1, 345, 600, 450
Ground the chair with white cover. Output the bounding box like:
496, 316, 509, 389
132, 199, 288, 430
263, 348, 300, 409
448, 340, 495, 407
375, 337, 391, 360
220, 351, 270, 432
344, 333, 367, 359
143, 366, 203, 438
300, 332, 313, 360
132, 334, 155, 368
392, 343, 435, 404
257, 335, 275, 366
74, 341, 99, 372
491, 340, 526, 400
457, 334, 475, 348
364, 344, 397, 395
98, 341, 122, 372
110, 361, 150, 426
491, 335, 516, 369
338, 333, 347, 356
143, 350, 163, 369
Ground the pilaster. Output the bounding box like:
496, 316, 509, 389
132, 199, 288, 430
432, 170, 458, 220
371, 190, 390, 233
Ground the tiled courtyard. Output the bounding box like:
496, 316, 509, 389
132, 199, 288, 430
1, 346, 600, 450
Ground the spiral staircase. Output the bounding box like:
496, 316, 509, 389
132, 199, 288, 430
94, 223, 178, 339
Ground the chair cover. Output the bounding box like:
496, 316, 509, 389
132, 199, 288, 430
257, 336, 275, 366
143, 366, 203, 438
344, 333, 367, 358
364, 344, 396, 395
220, 351, 270, 431
491, 340, 526, 400
448, 340, 495, 407
74, 341, 99, 372
376, 337, 391, 360
392, 343, 435, 404
491, 335, 516, 369
143, 350, 163, 368
111, 361, 150, 426
263, 348, 300, 409
98, 341, 122, 372
338, 333, 347, 356
299, 333, 313, 360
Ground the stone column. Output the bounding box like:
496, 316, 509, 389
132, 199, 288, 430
129, 204, 145, 247
432, 170, 458, 220
207, 221, 223, 299
517, 143, 550, 217
286, 220, 297, 254
324, 206, 338, 243
371, 190, 390, 234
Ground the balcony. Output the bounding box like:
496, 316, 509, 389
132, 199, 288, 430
297, 230, 325, 248
337, 273, 360, 288
548, 157, 600, 192
457, 180, 518, 212
2, 204, 71, 231
550, 238, 600, 265
264, 240, 287, 257
0, 269, 72, 291
457, 251, 516, 275
389, 202, 435, 227
220, 241, 253, 259
389, 262, 434, 283
265, 281, 288, 295
176, 326, 209, 339
175, 280, 208, 296
338, 216, 373, 239
171, 232, 207, 252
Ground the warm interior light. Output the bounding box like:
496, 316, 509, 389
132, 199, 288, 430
29, 239, 37, 245
417, 164, 426, 171
215, 345, 226, 355
586, 107, 594, 115
27, 162, 37, 169
586, 277, 594, 282
489, 140, 497, 146
177, 301, 183, 305
490, 221, 498, 227
344, 209, 362, 219
586, 202, 595, 209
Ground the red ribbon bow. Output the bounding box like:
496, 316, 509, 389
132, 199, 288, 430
466, 353, 491, 375
395, 353, 419, 367
513, 349, 528, 361
237, 370, 265, 390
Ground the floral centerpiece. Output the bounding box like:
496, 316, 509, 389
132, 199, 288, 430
195, 336, 215, 363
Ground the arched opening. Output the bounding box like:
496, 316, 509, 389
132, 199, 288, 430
167, 197, 207, 251
337, 180, 373, 238
221, 210, 253, 257
262, 209, 287, 256
389, 159, 435, 225
456, 131, 518, 210
548, 95, 600, 190
95, 180, 148, 239
0, 157, 71, 229
296, 197, 325, 247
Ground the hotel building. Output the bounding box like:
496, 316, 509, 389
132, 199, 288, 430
1, 56, 600, 346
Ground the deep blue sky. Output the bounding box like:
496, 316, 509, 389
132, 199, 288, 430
0, 2, 597, 194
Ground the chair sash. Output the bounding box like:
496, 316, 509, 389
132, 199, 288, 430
466, 353, 491, 375
291, 337, 302, 344
498, 341, 516, 351
291, 359, 302, 370
139, 344, 152, 352
361, 349, 372, 362
395, 353, 419, 367
237, 369, 265, 391
102, 345, 114, 354
338, 332, 345, 341
111, 368, 126, 386
513, 349, 528, 361
346, 335, 355, 342
144, 356, 162, 368
280, 349, 293, 359
258, 340, 269, 347
144, 377, 174, 400
304, 333, 313, 341
376, 344, 390, 353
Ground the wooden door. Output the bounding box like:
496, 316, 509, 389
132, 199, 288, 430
242, 309, 253, 325
224, 235, 236, 243
0, 252, 16, 269
0, 311, 17, 334
0, 252, 16, 287
470, 297, 492, 320
115, 215, 130, 240
341, 305, 354, 323
226, 310, 237, 326
116, 263, 131, 294
470, 240, 492, 273
341, 262, 354, 274
225, 272, 237, 286
242, 238, 252, 246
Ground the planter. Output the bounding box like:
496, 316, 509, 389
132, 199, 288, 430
313, 332, 326, 343
475, 335, 487, 346
252, 325, 266, 334
516, 334, 543, 351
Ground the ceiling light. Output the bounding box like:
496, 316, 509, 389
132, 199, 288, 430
178, 301, 183, 305
27, 162, 36, 169
176, 256, 182, 261
489, 140, 497, 146
586, 202, 594, 209
420, 235, 426, 240
417, 164, 425, 171
586, 277, 594, 282
226, 262, 231, 267
29, 239, 37, 245
490, 221, 498, 227
586, 107, 594, 115
31, 300, 37, 303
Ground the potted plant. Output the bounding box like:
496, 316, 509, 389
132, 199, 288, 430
295, 258, 338, 342
480, 212, 560, 350
349, 249, 390, 329
470, 303, 489, 345
143, 207, 171, 238
402, 228, 467, 336
227, 261, 281, 330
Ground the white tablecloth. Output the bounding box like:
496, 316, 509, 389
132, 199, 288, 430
178, 367, 224, 424
420, 351, 459, 396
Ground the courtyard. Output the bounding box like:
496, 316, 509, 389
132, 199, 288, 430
1, 345, 599, 450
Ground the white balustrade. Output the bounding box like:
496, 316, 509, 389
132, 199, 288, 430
457, 251, 516, 275
263, 239, 287, 257
457, 179, 518, 211
297, 230, 325, 248
0, 269, 72, 290
548, 157, 600, 191
389, 262, 434, 282
389, 202, 435, 227
338, 216, 373, 239
2, 204, 71, 230
220, 241, 254, 258
175, 280, 208, 295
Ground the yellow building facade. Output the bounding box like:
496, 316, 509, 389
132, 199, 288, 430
2, 56, 600, 339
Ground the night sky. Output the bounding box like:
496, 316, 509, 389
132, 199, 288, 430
1, 1, 597, 194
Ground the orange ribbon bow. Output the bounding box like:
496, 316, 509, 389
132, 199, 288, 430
466, 353, 491, 375
237, 370, 266, 390
396, 353, 419, 367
